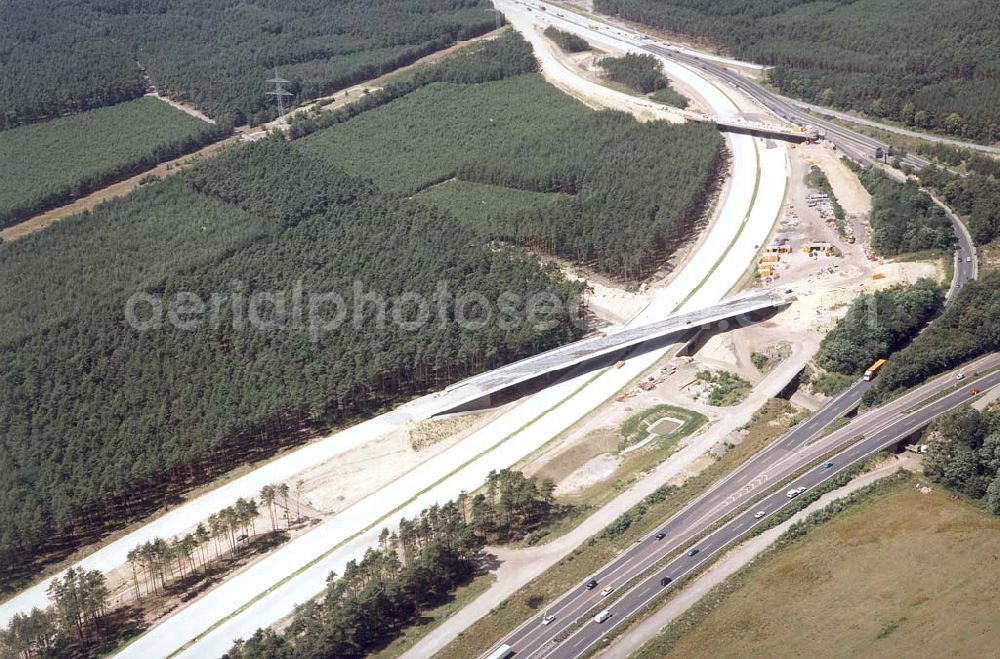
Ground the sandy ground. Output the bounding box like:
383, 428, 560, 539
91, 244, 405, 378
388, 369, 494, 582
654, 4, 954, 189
599, 454, 923, 658
527, 22, 685, 123
145, 92, 215, 124
797, 142, 870, 215
300, 412, 495, 513
554, 453, 623, 496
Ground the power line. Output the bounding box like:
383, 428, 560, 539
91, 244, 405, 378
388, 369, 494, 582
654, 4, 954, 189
266, 68, 293, 117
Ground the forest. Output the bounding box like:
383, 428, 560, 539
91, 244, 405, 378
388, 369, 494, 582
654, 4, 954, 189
298, 35, 723, 280
815, 280, 944, 376
917, 166, 1000, 246
595, 0, 1000, 143
0, 137, 583, 594
925, 407, 1000, 514
865, 272, 1000, 405
598, 53, 669, 94
852, 166, 955, 256
544, 26, 591, 53
223, 470, 561, 658
1, 0, 497, 128
0, 97, 228, 228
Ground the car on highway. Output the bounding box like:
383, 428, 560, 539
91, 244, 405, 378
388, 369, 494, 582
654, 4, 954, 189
956, 372, 965, 380
754, 510, 766, 519
601, 586, 615, 597
971, 388, 980, 396
786, 486, 807, 498
660, 576, 672, 586
542, 614, 556, 625
585, 579, 598, 590
655, 532, 666, 540
594, 610, 612, 624
966, 256, 972, 262
687, 547, 700, 556
824, 461, 834, 469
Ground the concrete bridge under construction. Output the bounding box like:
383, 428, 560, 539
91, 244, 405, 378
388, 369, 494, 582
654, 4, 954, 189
428, 289, 792, 417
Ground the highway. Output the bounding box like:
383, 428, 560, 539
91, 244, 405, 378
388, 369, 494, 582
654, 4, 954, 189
488, 355, 1000, 658
472, 8, 987, 657
640, 41, 978, 291
787, 100, 1000, 157
521, 0, 977, 294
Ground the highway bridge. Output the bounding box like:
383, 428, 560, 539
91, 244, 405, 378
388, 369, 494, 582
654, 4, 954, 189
642, 42, 977, 291
438, 289, 790, 416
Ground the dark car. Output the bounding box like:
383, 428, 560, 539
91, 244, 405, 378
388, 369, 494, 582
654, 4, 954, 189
585, 579, 598, 590
687, 548, 699, 557
655, 532, 666, 541
660, 576, 672, 587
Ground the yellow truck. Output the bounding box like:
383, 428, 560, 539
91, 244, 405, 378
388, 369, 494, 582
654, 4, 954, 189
864, 358, 887, 381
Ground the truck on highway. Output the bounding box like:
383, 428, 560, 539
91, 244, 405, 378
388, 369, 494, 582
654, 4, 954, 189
864, 358, 887, 381
485, 644, 515, 659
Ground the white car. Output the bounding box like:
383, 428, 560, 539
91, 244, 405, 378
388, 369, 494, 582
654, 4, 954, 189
542, 614, 556, 625
796, 486, 807, 494
956, 372, 965, 380
966, 256, 972, 263
786, 489, 799, 498
601, 585, 615, 597
754, 510, 766, 519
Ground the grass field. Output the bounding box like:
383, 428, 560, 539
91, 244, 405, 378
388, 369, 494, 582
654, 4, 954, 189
642, 480, 1000, 659
416, 179, 572, 234
0, 96, 222, 226
437, 399, 803, 659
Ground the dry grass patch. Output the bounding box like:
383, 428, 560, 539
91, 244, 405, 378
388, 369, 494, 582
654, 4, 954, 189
651, 484, 1000, 659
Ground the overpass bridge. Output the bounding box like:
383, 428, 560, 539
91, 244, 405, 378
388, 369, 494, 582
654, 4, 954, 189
676, 108, 818, 142
431, 290, 791, 417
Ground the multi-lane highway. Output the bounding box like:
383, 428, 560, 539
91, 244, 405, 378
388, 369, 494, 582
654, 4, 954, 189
641, 42, 978, 289
521, 0, 976, 293
488, 355, 1000, 658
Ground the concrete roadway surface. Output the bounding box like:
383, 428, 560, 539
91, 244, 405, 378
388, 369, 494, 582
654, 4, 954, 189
488, 353, 1000, 658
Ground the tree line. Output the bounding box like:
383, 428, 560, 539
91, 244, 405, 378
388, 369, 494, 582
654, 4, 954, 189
544, 26, 591, 53
925, 407, 1000, 514
1, 0, 497, 129
595, 0, 1000, 144
917, 166, 1000, 246
815, 280, 944, 376
126, 481, 303, 601
0, 568, 109, 658
223, 470, 561, 658
865, 271, 1000, 406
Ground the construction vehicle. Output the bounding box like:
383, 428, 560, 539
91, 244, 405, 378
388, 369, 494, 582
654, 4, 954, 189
864, 358, 887, 381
